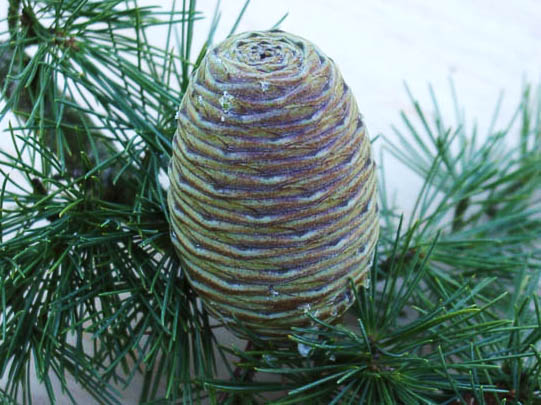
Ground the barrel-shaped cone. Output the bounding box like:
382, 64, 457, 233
168, 30, 379, 339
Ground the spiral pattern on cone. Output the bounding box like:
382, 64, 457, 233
168, 30, 379, 338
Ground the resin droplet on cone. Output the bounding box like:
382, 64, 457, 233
168, 30, 379, 339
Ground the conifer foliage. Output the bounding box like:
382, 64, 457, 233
0, 1, 540, 403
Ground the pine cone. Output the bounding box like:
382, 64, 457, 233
168, 30, 379, 339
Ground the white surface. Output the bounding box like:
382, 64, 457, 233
1, 0, 540, 403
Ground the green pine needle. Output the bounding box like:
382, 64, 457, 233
1, 1, 540, 404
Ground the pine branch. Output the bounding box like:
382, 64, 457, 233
0, 1, 213, 402
1, 44, 139, 205
1, 2, 140, 204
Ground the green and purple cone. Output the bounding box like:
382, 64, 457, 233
168, 30, 379, 339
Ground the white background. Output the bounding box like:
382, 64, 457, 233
1, 0, 540, 402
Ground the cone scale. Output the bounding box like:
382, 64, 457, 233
168, 30, 379, 339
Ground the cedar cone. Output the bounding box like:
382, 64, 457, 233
168, 30, 379, 339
